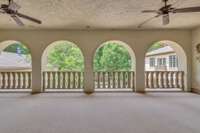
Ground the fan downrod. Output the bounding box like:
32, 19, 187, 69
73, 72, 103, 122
162, 0, 168, 6
162, 0, 168, 3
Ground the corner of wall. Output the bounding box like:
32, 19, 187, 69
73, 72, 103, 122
191, 27, 200, 92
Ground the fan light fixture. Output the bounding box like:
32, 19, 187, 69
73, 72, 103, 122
139, 0, 200, 28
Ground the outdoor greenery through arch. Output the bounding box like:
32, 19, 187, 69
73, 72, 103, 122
94, 41, 133, 71
46, 41, 84, 71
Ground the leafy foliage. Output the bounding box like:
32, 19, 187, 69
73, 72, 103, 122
3, 41, 134, 72
47, 41, 133, 72
47, 42, 84, 71
93, 42, 132, 71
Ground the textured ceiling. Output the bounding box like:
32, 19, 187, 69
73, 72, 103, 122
0, 0, 200, 29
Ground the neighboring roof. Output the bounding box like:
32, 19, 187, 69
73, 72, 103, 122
146, 46, 175, 57
0, 51, 31, 70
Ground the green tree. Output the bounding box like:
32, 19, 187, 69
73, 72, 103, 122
47, 41, 133, 72
94, 42, 132, 71
47, 42, 84, 71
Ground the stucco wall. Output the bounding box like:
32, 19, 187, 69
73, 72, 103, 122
0, 29, 192, 93
192, 28, 200, 92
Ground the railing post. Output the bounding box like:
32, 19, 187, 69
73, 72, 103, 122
154, 72, 157, 88
145, 72, 148, 88
166, 71, 170, 88
181, 71, 184, 90
150, 72, 154, 88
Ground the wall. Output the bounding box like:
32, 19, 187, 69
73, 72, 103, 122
192, 28, 200, 93
0, 29, 192, 93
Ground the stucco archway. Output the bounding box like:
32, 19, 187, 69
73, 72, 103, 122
41, 40, 85, 91
0, 40, 32, 91
0, 40, 32, 71
93, 40, 136, 71
145, 40, 187, 91
93, 40, 136, 91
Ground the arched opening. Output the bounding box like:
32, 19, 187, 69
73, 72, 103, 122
93, 40, 136, 91
145, 40, 187, 91
42, 40, 84, 92
0, 40, 32, 91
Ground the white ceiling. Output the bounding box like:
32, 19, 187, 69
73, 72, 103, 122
0, 0, 200, 30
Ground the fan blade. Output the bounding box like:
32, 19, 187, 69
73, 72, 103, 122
162, 14, 170, 25
0, 10, 5, 13
0, 8, 5, 13
173, 6, 200, 13
142, 10, 158, 13
16, 12, 42, 24
138, 14, 161, 28
11, 15, 24, 26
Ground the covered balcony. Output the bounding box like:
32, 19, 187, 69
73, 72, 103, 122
0, 37, 190, 93
0, 0, 200, 133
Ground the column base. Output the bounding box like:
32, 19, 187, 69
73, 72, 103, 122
135, 89, 146, 94
31, 92, 41, 95
191, 88, 200, 95
84, 90, 94, 95
31, 89, 42, 94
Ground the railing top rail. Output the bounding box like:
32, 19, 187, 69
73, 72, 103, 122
0, 70, 32, 72
43, 71, 83, 72
94, 71, 135, 72
145, 71, 184, 73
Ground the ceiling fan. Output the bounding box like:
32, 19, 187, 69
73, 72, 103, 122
0, 0, 42, 26
138, 0, 200, 28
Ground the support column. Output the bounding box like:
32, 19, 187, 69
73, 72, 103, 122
31, 50, 42, 94
83, 55, 94, 94
135, 53, 146, 93
80, 41, 95, 94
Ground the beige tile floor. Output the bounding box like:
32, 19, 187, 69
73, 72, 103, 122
0, 92, 199, 133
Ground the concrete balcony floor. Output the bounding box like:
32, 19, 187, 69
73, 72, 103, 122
0, 92, 199, 133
